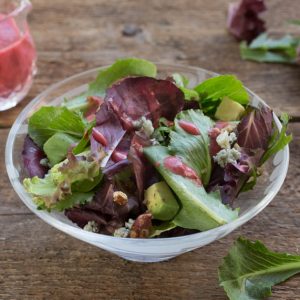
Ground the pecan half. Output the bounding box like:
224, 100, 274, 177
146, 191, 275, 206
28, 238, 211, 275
130, 213, 152, 238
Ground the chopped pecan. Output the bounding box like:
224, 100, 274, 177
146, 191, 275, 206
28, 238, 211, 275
130, 213, 152, 238
113, 191, 128, 205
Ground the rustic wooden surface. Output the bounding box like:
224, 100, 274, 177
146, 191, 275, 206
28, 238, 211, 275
1, 0, 300, 299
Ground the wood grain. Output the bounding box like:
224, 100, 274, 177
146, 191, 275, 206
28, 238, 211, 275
1, 0, 300, 299
1, 0, 300, 128
0, 124, 299, 300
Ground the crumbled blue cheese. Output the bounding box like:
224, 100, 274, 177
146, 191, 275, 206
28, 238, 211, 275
213, 148, 241, 168
83, 221, 99, 233
216, 130, 237, 149
113, 218, 135, 238
133, 116, 154, 137
40, 158, 50, 167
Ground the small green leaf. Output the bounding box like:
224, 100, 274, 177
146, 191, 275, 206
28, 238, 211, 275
88, 58, 157, 96
54, 192, 94, 211
194, 75, 249, 105
149, 222, 177, 238
28, 106, 87, 147
260, 113, 292, 164
219, 237, 300, 300
172, 73, 200, 101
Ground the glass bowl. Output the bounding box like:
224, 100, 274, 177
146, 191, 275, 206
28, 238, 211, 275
5, 64, 289, 262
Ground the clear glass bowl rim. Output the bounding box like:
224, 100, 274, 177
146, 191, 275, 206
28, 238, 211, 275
5, 63, 290, 246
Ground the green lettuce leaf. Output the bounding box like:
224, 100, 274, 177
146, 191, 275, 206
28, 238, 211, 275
169, 110, 214, 185
28, 106, 87, 147
172, 73, 199, 101
144, 146, 238, 231
260, 113, 293, 164
288, 19, 300, 26
72, 120, 95, 155
88, 58, 157, 97
24, 152, 102, 210
194, 75, 249, 116
219, 237, 300, 300
45, 192, 94, 211
149, 221, 177, 238
43, 132, 80, 166
240, 34, 299, 64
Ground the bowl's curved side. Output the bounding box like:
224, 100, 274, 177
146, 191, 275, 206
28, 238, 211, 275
5, 64, 290, 262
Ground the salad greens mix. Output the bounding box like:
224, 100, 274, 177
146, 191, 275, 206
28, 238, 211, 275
22, 58, 291, 238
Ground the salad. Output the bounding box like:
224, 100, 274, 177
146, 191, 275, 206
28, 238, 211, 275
22, 58, 291, 238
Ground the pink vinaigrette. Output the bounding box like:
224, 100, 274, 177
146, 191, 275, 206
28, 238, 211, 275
0, 0, 36, 111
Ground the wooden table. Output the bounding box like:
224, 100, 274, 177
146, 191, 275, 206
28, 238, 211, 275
1, 0, 300, 299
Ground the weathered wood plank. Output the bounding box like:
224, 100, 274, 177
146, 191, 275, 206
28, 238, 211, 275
0, 123, 299, 299
1, 0, 300, 299
1, 0, 300, 127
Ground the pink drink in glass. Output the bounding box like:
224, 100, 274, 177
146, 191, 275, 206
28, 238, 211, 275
0, 0, 36, 111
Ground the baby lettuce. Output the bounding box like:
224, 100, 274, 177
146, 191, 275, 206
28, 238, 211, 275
63, 58, 157, 112
23, 152, 102, 211
240, 33, 300, 64
88, 58, 157, 97
144, 146, 238, 231
194, 75, 249, 116
169, 109, 214, 185
172, 73, 199, 101
28, 106, 87, 147
219, 237, 300, 300
261, 113, 293, 164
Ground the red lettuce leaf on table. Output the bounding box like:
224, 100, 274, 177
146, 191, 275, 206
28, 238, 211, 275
227, 0, 266, 43
105, 77, 184, 130
22, 135, 49, 178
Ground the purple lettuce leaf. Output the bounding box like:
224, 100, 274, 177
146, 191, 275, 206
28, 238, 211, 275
106, 77, 184, 130
22, 135, 49, 178
237, 106, 273, 150
208, 107, 273, 204
208, 148, 263, 205
227, 0, 266, 43
128, 132, 160, 202
91, 102, 126, 166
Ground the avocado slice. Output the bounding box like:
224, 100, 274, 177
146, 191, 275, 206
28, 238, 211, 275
145, 181, 179, 221
215, 97, 245, 121
43, 132, 79, 166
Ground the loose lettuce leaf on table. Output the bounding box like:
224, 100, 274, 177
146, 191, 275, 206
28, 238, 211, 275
169, 109, 214, 185
219, 237, 300, 300
28, 106, 87, 147
194, 75, 249, 116
23, 152, 103, 210
240, 33, 300, 64
144, 146, 238, 231
227, 0, 266, 43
